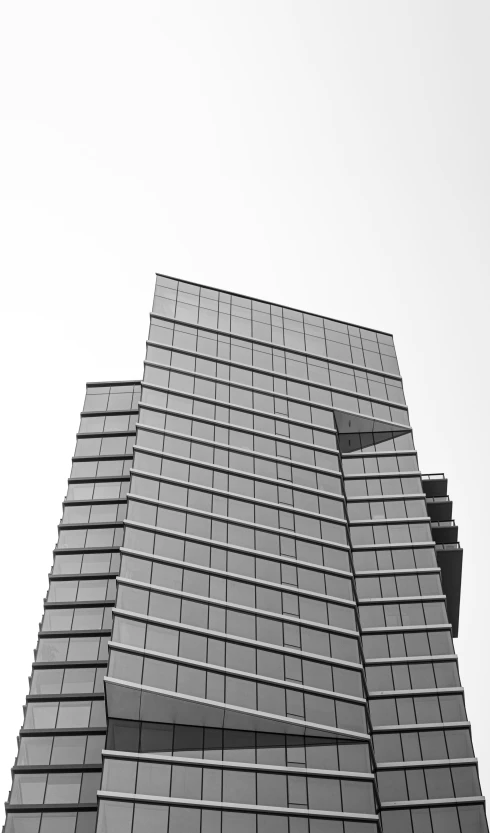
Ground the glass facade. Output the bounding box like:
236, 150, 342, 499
3, 277, 487, 833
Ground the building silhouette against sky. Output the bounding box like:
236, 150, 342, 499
4, 276, 488, 833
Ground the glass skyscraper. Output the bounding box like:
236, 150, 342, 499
4, 275, 487, 833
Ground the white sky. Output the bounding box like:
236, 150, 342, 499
1, 0, 489, 812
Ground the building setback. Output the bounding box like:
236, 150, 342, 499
4, 275, 488, 833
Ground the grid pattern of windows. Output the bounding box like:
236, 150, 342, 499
102, 281, 382, 832
113, 580, 360, 663
343, 439, 486, 831
100, 754, 376, 813
152, 275, 398, 373
4, 383, 138, 833
96, 801, 379, 833
146, 339, 403, 404
145, 341, 405, 413
143, 349, 407, 426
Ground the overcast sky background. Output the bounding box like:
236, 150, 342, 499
1, 0, 489, 811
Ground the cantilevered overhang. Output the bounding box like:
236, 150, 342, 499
334, 409, 411, 453
104, 677, 369, 743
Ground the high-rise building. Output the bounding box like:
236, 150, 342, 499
4, 275, 487, 833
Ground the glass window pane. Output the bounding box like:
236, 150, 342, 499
223, 770, 256, 804
132, 804, 169, 833
11, 774, 46, 805
4, 815, 41, 833
97, 800, 134, 833
136, 762, 171, 797
221, 811, 256, 833
57, 702, 91, 728
44, 773, 81, 804
51, 735, 86, 765
168, 806, 200, 833
40, 814, 77, 833
257, 773, 287, 807
17, 737, 53, 766
102, 759, 136, 794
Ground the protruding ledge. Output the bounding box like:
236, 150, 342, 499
334, 409, 410, 453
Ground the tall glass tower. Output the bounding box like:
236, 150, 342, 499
4, 276, 487, 833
